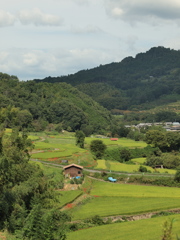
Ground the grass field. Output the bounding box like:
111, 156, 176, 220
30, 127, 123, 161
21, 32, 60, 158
67, 214, 180, 240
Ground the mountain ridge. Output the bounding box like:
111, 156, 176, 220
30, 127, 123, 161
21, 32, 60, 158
34, 46, 180, 111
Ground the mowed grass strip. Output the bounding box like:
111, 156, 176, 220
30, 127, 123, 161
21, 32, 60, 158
85, 137, 147, 148
90, 180, 180, 198
71, 196, 180, 220
67, 215, 180, 240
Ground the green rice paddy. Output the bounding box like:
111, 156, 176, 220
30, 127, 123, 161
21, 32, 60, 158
72, 196, 180, 220
59, 190, 82, 208
131, 157, 146, 164
67, 215, 180, 240
85, 137, 147, 148
90, 180, 180, 198
70, 179, 180, 220
95, 160, 176, 174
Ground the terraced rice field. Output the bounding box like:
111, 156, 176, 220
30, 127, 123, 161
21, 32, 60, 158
95, 160, 175, 174
67, 214, 180, 240
69, 179, 180, 220
85, 137, 147, 148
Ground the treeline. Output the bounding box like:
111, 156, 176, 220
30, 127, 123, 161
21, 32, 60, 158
35, 46, 180, 111
0, 129, 69, 239
0, 73, 113, 134
123, 110, 180, 124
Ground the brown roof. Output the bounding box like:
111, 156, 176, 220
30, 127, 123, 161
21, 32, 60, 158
63, 163, 83, 170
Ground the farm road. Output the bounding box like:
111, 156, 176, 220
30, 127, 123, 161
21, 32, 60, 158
30, 159, 174, 178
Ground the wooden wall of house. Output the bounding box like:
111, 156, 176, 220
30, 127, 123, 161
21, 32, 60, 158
64, 167, 82, 177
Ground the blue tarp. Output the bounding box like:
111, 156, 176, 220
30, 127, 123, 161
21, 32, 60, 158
108, 177, 117, 182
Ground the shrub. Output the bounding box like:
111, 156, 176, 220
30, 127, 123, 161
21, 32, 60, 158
139, 165, 148, 172
174, 170, 180, 182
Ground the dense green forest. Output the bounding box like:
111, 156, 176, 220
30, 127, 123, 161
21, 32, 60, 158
1, 46, 180, 133
34, 46, 180, 111
0, 73, 113, 133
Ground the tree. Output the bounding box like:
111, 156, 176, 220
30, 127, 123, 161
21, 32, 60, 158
0, 128, 69, 239
145, 130, 168, 151
90, 140, 107, 159
119, 148, 131, 162
75, 130, 85, 148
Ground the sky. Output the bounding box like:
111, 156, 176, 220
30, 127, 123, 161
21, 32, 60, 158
1, 0, 180, 81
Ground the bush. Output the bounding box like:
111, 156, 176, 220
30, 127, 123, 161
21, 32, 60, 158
174, 170, 180, 182
91, 215, 104, 225
139, 165, 148, 172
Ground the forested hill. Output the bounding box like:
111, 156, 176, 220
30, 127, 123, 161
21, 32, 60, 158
0, 73, 112, 133
34, 46, 180, 111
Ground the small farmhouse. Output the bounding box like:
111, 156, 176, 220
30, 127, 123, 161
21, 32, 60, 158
63, 163, 83, 178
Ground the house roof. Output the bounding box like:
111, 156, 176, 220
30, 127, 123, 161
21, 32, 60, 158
63, 163, 83, 170
110, 138, 118, 141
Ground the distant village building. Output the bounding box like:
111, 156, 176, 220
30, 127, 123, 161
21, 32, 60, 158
125, 121, 180, 132
63, 164, 83, 178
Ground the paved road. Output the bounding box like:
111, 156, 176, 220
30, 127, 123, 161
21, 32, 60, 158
30, 159, 174, 178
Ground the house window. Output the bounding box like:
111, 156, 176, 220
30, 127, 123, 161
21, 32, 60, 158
78, 171, 81, 174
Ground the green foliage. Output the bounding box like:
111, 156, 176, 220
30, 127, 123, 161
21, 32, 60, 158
0, 129, 70, 239
90, 215, 104, 225
146, 153, 180, 169
36, 47, 180, 111
174, 170, 180, 182
139, 165, 148, 172
0, 73, 113, 133
20, 206, 70, 240
75, 130, 85, 148
90, 140, 107, 159
145, 130, 168, 151
119, 148, 132, 162
161, 219, 174, 240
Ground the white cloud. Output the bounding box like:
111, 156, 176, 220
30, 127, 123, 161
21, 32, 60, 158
71, 25, 102, 34
0, 10, 16, 27
105, 0, 180, 24
18, 8, 63, 26
0, 48, 114, 80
